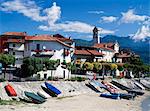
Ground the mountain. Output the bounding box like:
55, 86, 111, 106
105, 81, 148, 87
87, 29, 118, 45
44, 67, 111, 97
73, 35, 149, 64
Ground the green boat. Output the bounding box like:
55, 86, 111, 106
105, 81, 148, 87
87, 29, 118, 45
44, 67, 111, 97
24, 91, 46, 104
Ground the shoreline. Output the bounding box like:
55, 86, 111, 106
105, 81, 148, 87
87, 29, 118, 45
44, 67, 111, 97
0, 91, 149, 111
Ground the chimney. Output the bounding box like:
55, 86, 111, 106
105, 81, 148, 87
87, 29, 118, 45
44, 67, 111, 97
23, 31, 27, 35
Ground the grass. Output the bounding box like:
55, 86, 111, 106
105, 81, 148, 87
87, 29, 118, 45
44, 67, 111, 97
0, 100, 24, 105
57, 96, 74, 100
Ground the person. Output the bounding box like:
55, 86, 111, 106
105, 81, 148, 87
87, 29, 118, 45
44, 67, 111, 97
93, 73, 96, 80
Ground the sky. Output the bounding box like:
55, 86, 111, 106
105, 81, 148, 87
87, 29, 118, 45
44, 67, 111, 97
0, 0, 150, 41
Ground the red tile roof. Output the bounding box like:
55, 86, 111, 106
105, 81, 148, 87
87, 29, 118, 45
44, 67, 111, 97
75, 49, 104, 56
116, 53, 140, 58
93, 43, 115, 52
87, 50, 104, 56
4, 32, 27, 36
7, 39, 25, 43
53, 34, 73, 42
25, 35, 73, 48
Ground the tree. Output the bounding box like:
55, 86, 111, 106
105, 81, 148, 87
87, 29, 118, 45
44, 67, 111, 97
0, 54, 15, 78
83, 62, 94, 71
93, 62, 102, 72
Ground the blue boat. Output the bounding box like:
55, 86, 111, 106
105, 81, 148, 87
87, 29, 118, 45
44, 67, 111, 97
24, 91, 46, 104
100, 93, 119, 99
112, 93, 136, 100
45, 82, 61, 97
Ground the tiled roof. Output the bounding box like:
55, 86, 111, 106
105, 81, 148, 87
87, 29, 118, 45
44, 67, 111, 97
25, 35, 56, 41
7, 39, 25, 43
75, 49, 104, 56
116, 53, 140, 58
53, 34, 73, 42
25, 35, 73, 48
75, 50, 91, 55
4, 32, 27, 36
87, 50, 104, 56
93, 43, 115, 52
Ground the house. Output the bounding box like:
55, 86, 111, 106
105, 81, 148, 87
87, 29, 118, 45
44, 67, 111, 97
0, 32, 27, 67
73, 26, 120, 62
0, 32, 74, 68
115, 49, 140, 63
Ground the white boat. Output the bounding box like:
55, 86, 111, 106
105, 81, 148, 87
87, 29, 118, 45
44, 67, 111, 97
37, 90, 51, 99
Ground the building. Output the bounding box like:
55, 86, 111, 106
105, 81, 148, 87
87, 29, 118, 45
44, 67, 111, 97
0, 32, 74, 68
73, 27, 120, 63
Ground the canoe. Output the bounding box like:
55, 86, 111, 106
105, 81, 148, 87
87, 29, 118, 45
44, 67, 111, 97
45, 82, 61, 97
5, 84, 17, 96
100, 93, 119, 99
24, 91, 46, 104
37, 90, 50, 99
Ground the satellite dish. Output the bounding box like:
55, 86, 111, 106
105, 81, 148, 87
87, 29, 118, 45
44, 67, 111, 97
43, 46, 46, 49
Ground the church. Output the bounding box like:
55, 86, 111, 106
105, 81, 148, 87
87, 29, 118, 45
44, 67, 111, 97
73, 26, 120, 62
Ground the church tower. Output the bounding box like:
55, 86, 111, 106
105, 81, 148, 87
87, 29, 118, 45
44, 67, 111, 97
93, 26, 100, 44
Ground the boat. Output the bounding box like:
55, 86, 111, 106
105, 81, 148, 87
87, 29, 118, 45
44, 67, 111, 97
45, 82, 61, 97
37, 90, 51, 99
140, 79, 150, 89
92, 80, 106, 89
102, 81, 118, 93
100, 93, 119, 99
24, 91, 46, 104
133, 80, 145, 90
5, 84, 17, 96
127, 89, 144, 95
111, 80, 131, 91
112, 93, 136, 100
88, 81, 104, 92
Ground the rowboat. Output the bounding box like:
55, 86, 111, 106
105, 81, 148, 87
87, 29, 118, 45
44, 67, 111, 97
5, 84, 17, 96
24, 91, 46, 104
100, 93, 119, 99
45, 82, 61, 97
37, 90, 51, 99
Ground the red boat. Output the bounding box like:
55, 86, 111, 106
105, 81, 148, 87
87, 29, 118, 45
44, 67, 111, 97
5, 84, 17, 96
102, 81, 118, 93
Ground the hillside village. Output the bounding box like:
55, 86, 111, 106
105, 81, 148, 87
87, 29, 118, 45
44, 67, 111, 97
0, 27, 146, 80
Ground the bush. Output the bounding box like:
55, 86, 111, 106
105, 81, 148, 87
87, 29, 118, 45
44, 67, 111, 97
47, 76, 53, 80
0, 78, 6, 82
83, 62, 94, 71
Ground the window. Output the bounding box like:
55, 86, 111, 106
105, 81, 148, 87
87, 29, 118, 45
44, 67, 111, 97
44, 73, 47, 79
36, 44, 40, 50
13, 52, 15, 55
13, 44, 15, 47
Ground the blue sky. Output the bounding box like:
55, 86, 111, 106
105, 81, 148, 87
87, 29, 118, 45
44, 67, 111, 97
0, 0, 150, 41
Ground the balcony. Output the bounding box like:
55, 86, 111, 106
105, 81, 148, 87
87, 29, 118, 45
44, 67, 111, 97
31, 49, 55, 57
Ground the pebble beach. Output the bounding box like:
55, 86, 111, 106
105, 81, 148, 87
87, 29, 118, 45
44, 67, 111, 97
0, 80, 150, 111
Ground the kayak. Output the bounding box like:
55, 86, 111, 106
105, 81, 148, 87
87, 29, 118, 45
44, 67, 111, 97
37, 90, 51, 99
100, 93, 119, 99
92, 80, 106, 89
45, 82, 61, 97
5, 84, 17, 96
24, 91, 46, 104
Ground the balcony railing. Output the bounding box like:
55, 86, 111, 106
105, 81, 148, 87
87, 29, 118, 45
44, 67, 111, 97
31, 49, 55, 56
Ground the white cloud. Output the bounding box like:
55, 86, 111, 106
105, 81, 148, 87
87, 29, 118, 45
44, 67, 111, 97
0, 0, 46, 21
100, 16, 117, 23
88, 11, 104, 14
120, 9, 148, 23
0, 0, 115, 34
132, 25, 150, 41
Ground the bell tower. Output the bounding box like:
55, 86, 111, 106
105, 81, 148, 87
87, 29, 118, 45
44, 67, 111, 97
93, 26, 100, 44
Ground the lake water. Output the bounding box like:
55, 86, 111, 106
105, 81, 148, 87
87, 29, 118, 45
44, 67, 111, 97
142, 96, 150, 111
